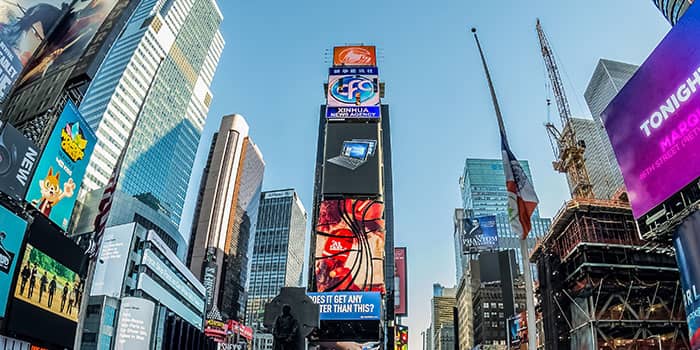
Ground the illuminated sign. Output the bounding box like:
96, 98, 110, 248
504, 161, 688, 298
326, 69, 380, 120
114, 297, 155, 350
307, 292, 381, 320
333, 46, 377, 67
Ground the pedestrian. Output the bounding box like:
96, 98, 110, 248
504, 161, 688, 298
39, 272, 48, 303
48, 276, 56, 308
60, 283, 69, 313
19, 263, 30, 295
28, 264, 37, 298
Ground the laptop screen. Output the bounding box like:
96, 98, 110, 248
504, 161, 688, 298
342, 142, 370, 160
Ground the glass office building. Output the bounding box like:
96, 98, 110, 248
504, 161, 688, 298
245, 189, 307, 329
458, 159, 551, 276
653, 0, 693, 25
78, 0, 224, 226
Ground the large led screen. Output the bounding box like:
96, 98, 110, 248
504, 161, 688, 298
673, 210, 700, 348
307, 292, 382, 320
322, 123, 381, 195
0, 0, 68, 101
326, 67, 380, 119
314, 199, 385, 293
394, 247, 407, 316
0, 204, 27, 318
25, 100, 95, 230
0, 123, 38, 200
601, 2, 700, 218
333, 46, 377, 67
460, 215, 498, 254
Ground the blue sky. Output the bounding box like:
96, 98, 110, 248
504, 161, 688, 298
179, 0, 671, 346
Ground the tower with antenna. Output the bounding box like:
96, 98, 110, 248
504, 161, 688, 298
536, 19, 593, 199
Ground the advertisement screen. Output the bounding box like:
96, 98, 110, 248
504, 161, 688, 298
0, 0, 68, 100
308, 292, 381, 320
460, 215, 498, 254
25, 100, 96, 230
13, 243, 82, 322
395, 325, 408, 350
673, 210, 700, 348
601, 3, 700, 218
314, 199, 385, 293
326, 67, 380, 120
0, 123, 38, 200
333, 46, 377, 67
114, 297, 155, 350
90, 223, 133, 298
0, 204, 27, 317
322, 123, 381, 195
394, 247, 407, 316
18, 0, 120, 87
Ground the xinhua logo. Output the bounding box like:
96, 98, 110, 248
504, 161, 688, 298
330, 76, 375, 105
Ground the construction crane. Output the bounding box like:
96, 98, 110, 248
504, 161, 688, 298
536, 19, 593, 199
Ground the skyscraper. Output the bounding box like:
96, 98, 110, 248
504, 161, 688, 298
245, 189, 307, 329
188, 114, 265, 323
430, 284, 456, 350
76, 0, 225, 226
458, 158, 551, 274
584, 59, 638, 124
653, 0, 693, 25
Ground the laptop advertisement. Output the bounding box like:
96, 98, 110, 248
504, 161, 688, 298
323, 123, 380, 195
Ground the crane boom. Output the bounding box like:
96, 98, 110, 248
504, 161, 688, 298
536, 19, 594, 199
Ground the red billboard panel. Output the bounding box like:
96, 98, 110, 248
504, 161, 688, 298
394, 247, 407, 316
315, 199, 385, 293
333, 46, 377, 67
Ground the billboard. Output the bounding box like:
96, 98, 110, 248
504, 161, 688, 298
13, 243, 82, 322
394, 247, 407, 316
601, 2, 700, 218
673, 210, 700, 349
25, 100, 95, 230
0, 0, 68, 101
0, 204, 27, 317
0, 123, 38, 200
326, 67, 380, 120
333, 46, 377, 67
308, 292, 381, 320
315, 199, 385, 293
18, 0, 121, 87
114, 297, 155, 350
460, 215, 498, 254
322, 123, 381, 195
90, 223, 134, 298
395, 325, 408, 350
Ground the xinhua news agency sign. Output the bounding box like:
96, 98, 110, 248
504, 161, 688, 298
307, 292, 381, 320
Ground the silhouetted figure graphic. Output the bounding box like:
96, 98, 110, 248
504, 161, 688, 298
273, 305, 299, 350
28, 265, 37, 298
61, 283, 69, 312
39, 272, 48, 303
20, 264, 30, 295
68, 284, 76, 315
48, 276, 57, 307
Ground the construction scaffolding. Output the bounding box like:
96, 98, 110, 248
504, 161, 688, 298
531, 199, 689, 350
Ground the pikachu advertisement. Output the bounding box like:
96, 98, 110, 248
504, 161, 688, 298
25, 101, 95, 231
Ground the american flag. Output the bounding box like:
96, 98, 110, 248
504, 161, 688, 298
501, 135, 539, 240
85, 160, 122, 260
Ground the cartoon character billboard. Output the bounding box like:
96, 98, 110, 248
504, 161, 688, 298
314, 199, 385, 293
25, 100, 95, 231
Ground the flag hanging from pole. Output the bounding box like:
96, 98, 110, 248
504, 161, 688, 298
85, 158, 122, 260
501, 136, 539, 240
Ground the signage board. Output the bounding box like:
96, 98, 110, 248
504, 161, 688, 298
0, 204, 27, 317
326, 67, 380, 120
460, 215, 499, 254
307, 292, 381, 320
114, 297, 155, 350
0, 123, 39, 200
394, 247, 407, 316
333, 46, 377, 67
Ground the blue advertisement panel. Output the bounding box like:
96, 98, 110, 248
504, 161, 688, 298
674, 210, 700, 349
461, 215, 498, 254
307, 292, 381, 320
0, 204, 27, 317
25, 101, 96, 231
326, 67, 380, 120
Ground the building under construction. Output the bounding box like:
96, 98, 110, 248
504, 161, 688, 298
531, 198, 688, 349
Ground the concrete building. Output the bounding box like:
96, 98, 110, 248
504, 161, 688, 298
187, 114, 265, 323
653, 0, 693, 25
245, 189, 307, 328
81, 222, 206, 349
431, 284, 456, 350
472, 280, 526, 349
456, 274, 474, 350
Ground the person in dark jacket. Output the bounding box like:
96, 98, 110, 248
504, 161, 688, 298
48, 276, 57, 307
272, 305, 299, 350
39, 272, 48, 303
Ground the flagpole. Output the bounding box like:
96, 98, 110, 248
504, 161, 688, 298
471, 28, 538, 350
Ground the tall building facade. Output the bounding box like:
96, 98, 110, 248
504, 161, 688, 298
77, 0, 224, 226
458, 158, 551, 273
456, 275, 474, 350
187, 114, 265, 323
653, 0, 693, 25
430, 284, 456, 350
245, 189, 307, 328
584, 59, 638, 124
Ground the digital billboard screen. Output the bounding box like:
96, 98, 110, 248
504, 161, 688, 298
0, 123, 39, 200
322, 123, 381, 195
7, 214, 85, 349
602, 2, 700, 218
314, 199, 385, 293
333, 46, 377, 67
396, 325, 408, 350
307, 292, 381, 320
673, 210, 700, 348
460, 215, 498, 254
394, 247, 407, 316
18, 0, 121, 87
25, 100, 96, 231
0, 0, 68, 101
0, 204, 27, 318
326, 67, 380, 120
114, 297, 155, 350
